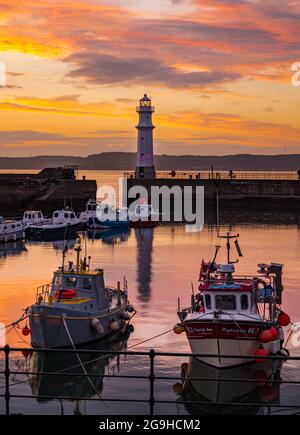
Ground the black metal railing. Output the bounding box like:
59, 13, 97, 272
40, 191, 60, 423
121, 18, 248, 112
1, 345, 300, 415
124, 171, 300, 181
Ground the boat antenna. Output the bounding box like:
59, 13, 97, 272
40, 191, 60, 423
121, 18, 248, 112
191, 282, 194, 296
61, 245, 68, 272
216, 187, 220, 233
211, 244, 221, 264
218, 232, 239, 264
234, 238, 243, 257
74, 241, 82, 272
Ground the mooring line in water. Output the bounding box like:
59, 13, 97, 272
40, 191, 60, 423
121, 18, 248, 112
12, 325, 30, 346
0, 326, 175, 395
62, 315, 115, 415
34, 325, 175, 377
0, 312, 29, 332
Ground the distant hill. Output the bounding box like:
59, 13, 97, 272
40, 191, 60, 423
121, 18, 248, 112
1, 152, 300, 171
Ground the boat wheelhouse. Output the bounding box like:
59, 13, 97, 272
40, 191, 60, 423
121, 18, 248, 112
23, 210, 48, 227
79, 198, 98, 223
176, 233, 290, 368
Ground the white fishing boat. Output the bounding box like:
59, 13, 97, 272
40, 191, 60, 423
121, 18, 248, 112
175, 233, 290, 369
26, 208, 82, 240
0, 216, 25, 243
28, 240, 135, 348
79, 198, 98, 224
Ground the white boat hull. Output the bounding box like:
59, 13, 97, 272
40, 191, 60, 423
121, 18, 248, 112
184, 319, 281, 368
0, 228, 25, 243
188, 338, 262, 368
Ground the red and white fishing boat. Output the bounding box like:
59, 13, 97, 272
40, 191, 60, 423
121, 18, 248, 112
175, 233, 290, 369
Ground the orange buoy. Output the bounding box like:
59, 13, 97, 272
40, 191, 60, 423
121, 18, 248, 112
173, 324, 185, 334
269, 326, 279, 340
254, 345, 268, 363
258, 329, 273, 343
278, 311, 290, 327
22, 325, 31, 336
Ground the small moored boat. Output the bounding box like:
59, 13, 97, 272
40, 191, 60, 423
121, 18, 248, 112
175, 233, 290, 369
88, 204, 130, 230
29, 241, 135, 348
26, 208, 82, 240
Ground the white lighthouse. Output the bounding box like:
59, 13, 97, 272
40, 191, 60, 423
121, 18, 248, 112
135, 94, 156, 179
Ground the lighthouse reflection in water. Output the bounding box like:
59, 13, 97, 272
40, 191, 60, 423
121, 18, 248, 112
135, 228, 154, 302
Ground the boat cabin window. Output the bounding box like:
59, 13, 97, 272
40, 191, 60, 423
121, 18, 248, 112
70, 213, 75, 219
65, 276, 77, 287
82, 277, 93, 291
205, 294, 211, 309
54, 212, 59, 218
240, 294, 249, 310
215, 294, 236, 310
64, 213, 69, 218
38, 212, 42, 218
54, 275, 62, 287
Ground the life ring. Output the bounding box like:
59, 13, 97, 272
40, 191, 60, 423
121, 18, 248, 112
54, 288, 76, 299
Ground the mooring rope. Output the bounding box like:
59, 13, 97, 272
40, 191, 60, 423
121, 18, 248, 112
62, 315, 115, 415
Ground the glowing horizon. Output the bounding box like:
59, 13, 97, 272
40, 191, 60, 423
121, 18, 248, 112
0, 0, 299, 157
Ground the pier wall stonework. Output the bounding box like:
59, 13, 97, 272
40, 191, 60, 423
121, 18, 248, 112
0, 176, 96, 217
126, 178, 300, 223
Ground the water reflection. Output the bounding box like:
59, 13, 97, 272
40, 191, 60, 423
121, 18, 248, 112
174, 358, 283, 415
52, 239, 77, 251
28, 329, 132, 414
0, 240, 27, 258
87, 228, 130, 245
135, 228, 154, 302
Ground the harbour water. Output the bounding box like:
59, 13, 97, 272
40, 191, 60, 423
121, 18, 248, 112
0, 171, 300, 414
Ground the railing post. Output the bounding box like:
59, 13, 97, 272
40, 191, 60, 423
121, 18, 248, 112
149, 349, 155, 415
4, 345, 10, 416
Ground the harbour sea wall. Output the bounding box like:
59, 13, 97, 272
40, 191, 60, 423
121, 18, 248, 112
125, 174, 300, 224
0, 167, 96, 217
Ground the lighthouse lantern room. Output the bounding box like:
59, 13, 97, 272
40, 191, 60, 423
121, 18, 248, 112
135, 94, 156, 179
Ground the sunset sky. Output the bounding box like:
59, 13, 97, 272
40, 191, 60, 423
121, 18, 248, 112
0, 0, 299, 156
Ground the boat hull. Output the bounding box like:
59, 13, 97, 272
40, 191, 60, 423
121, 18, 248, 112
29, 304, 131, 348
26, 222, 82, 241
88, 220, 130, 230
130, 220, 158, 228
185, 320, 280, 368
0, 228, 25, 243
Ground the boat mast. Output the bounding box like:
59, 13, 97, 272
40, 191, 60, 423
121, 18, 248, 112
218, 232, 240, 264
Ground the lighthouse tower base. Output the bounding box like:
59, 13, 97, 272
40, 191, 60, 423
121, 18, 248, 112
135, 165, 156, 179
